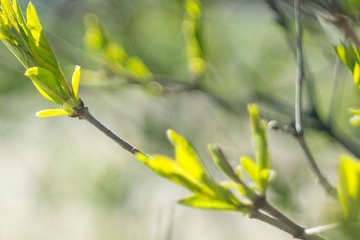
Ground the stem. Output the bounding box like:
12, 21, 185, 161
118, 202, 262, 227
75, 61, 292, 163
296, 134, 337, 197
294, 0, 304, 135
261, 200, 306, 238
75, 106, 146, 155
332, 16, 360, 50
251, 210, 296, 237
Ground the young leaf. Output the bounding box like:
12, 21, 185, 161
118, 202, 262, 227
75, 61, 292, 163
135, 152, 215, 196
178, 195, 239, 211
0, 1, 84, 117
338, 155, 360, 221
36, 108, 68, 118
167, 129, 205, 180
71, 65, 81, 100
126, 56, 152, 81
335, 42, 359, 71
182, 0, 206, 77
25, 67, 68, 104
209, 144, 242, 183
241, 156, 259, 184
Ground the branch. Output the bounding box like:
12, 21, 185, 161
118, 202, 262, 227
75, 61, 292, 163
296, 134, 337, 197
294, 0, 304, 135
75, 106, 145, 155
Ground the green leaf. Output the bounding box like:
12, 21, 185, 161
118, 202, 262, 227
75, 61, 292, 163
71, 65, 81, 100
125, 56, 152, 81
105, 43, 127, 63
178, 195, 239, 211
335, 42, 359, 71
241, 156, 259, 184
83, 14, 110, 50
354, 62, 360, 87
248, 104, 270, 170
25, 67, 68, 104
182, 0, 206, 77
36, 108, 68, 118
220, 181, 254, 199
167, 129, 205, 180
338, 155, 360, 221
26, 2, 68, 91
135, 153, 215, 196
209, 144, 241, 183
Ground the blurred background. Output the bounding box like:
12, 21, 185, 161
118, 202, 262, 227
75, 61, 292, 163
0, 0, 360, 239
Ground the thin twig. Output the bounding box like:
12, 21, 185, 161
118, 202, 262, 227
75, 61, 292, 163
294, 0, 304, 135
251, 210, 297, 237
296, 134, 337, 197
75, 106, 145, 155
261, 200, 306, 238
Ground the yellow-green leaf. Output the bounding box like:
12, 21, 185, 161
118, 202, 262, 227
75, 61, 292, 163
36, 108, 68, 118
354, 62, 360, 87
135, 152, 215, 196
71, 65, 81, 100
209, 144, 240, 183
25, 67, 68, 104
126, 56, 152, 81
241, 156, 258, 185
338, 155, 360, 220
178, 195, 239, 211
167, 129, 205, 180
26, 2, 67, 88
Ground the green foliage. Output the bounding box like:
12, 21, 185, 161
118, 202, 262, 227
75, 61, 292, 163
0, 0, 82, 117
136, 129, 249, 211
83, 14, 152, 83
135, 104, 274, 213
243, 104, 273, 195
338, 155, 360, 221
335, 42, 360, 124
182, 0, 206, 78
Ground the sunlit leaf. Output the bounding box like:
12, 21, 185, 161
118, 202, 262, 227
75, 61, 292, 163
25, 67, 68, 104
338, 155, 360, 220
135, 152, 215, 196
26, 2, 67, 87
354, 62, 360, 87
83, 14, 110, 50
36, 108, 68, 118
248, 104, 270, 170
178, 195, 239, 211
220, 180, 253, 198
105, 43, 127, 63
167, 129, 205, 180
126, 56, 152, 81
241, 156, 258, 184
71, 65, 81, 100
335, 42, 359, 71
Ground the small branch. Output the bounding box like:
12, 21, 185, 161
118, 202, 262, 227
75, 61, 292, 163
296, 134, 337, 197
331, 15, 360, 50
75, 106, 145, 155
251, 210, 297, 237
294, 0, 304, 135
261, 200, 306, 238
